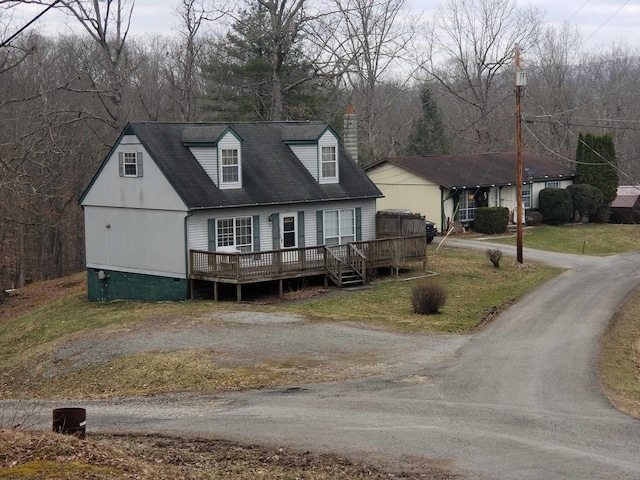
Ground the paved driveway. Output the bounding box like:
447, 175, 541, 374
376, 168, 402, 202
6, 241, 640, 479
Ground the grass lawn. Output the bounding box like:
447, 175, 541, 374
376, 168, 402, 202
1, 225, 639, 477
488, 223, 640, 255
1, 225, 638, 414
285, 249, 560, 333
600, 290, 640, 418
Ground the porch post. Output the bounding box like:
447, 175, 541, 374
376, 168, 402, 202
214, 282, 219, 302
279, 279, 283, 298
236, 284, 242, 303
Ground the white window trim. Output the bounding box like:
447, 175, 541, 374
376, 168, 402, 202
522, 183, 532, 209
323, 208, 355, 245
458, 191, 476, 221
546, 181, 560, 189
119, 151, 143, 178
216, 216, 252, 252
219, 147, 241, 189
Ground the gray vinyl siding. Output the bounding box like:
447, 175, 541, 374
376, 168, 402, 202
187, 199, 377, 252
189, 147, 218, 185
84, 206, 187, 278
81, 135, 186, 212
289, 144, 318, 179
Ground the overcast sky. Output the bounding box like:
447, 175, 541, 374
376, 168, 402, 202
10, 0, 639, 52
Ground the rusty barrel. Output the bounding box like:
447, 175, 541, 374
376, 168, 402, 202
52, 407, 86, 439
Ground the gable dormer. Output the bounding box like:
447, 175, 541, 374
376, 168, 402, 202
182, 125, 243, 189
283, 124, 340, 184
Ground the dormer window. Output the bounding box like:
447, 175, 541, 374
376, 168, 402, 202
321, 146, 337, 179
182, 125, 242, 189
221, 148, 239, 183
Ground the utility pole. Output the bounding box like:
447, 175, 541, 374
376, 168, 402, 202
515, 44, 525, 264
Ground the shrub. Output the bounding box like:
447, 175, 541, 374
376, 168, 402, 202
411, 280, 446, 315
473, 207, 509, 234
594, 205, 610, 223
538, 188, 572, 225
486, 249, 502, 268
566, 183, 604, 222
525, 209, 543, 226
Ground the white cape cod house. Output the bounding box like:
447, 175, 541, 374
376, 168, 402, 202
80, 121, 385, 302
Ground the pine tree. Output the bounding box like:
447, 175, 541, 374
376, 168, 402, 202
202, 4, 334, 121
404, 83, 449, 156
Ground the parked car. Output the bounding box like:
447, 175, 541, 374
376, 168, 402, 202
426, 220, 437, 243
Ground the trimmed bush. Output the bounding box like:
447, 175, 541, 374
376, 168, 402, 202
473, 207, 509, 234
411, 280, 446, 315
566, 183, 604, 222
538, 188, 572, 225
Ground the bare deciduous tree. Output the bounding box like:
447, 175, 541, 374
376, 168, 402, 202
423, 0, 543, 152
322, 0, 416, 163
166, 0, 225, 121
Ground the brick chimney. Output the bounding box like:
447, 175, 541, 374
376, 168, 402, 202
343, 106, 358, 164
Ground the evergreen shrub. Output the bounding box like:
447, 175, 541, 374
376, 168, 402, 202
566, 183, 604, 222
473, 207, 509, 234
538, 188, 572, 225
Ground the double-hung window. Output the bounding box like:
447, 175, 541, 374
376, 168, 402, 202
119, 151, 143, 177
321, 146, 337, 179
323, 209, 355, 246
217, 217, 252, 252
522, 183, 532, 209
458, 192, 476, 221
221, 149, 239, 184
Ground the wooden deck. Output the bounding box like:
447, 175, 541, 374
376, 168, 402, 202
189, 235, 427, 301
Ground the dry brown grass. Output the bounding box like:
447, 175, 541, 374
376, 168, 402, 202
0, 273, 86, 326
0, 429, 459, 479
599, 286, 640, 419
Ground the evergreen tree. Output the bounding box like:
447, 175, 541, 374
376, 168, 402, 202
574, 132, 619, 223
202, 4, 335, 121
575, 132, 619, 204
404, 83, 449, 155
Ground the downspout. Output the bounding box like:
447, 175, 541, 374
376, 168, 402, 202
440, 187, 446, 233
185, 210, 194, 298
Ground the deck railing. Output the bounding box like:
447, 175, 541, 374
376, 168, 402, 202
190, 246, 327, 282
190, 235, 426, 284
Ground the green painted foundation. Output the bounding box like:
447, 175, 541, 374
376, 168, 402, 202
87, 269, 189, 302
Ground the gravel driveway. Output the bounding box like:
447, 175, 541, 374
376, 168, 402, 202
45, 310, 467, 381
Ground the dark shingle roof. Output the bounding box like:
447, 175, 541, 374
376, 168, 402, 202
280, 123, 331, 142
122, 121, 381, 209
181, 125, 237, 144
367, 152, 575, 188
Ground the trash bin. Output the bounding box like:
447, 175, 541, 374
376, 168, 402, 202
52, 407, 86, 439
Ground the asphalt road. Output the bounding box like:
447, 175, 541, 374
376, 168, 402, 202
6, 241, 640, 479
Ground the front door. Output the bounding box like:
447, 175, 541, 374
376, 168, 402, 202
281, 215, 297, 249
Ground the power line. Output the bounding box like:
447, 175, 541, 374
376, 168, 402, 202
522, 106, 638, 184
579, 0, 631, 49
566, 0, 591, 22
0, 0, 62, 48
